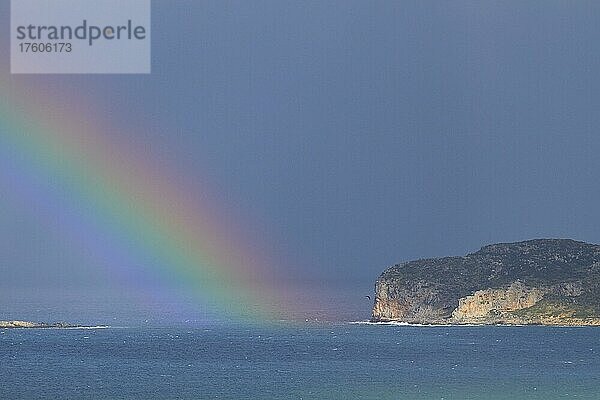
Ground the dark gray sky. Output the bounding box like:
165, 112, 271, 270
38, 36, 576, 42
1, 1, 600, 323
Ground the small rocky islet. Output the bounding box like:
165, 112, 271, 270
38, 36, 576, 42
0, 321, 82, 329
371, 239, 600, 326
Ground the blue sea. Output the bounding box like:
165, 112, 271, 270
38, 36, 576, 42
1, 323, 599, 399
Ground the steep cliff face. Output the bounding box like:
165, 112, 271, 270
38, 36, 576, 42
451, 282, 545, 322
372, 239, 600, 325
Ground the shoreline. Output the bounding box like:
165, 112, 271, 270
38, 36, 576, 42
351, 320, 600, 327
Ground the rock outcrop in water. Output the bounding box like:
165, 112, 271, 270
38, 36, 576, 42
371, 239, 600, 325
0, 321, 80, 329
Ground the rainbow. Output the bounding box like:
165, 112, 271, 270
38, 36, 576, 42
0, 75, 300, 323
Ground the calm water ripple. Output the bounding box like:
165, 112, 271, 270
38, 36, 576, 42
1, 324, 599, 399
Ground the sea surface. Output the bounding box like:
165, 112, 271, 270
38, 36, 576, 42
1, 323, 599, 399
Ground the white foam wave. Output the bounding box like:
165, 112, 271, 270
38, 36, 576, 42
348, 321, 430, 326
61, 326, 111, 330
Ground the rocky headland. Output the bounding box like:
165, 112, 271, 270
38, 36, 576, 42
371, 239, 600, 326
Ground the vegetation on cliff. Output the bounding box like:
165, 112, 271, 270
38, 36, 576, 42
372, 239, 600, 325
